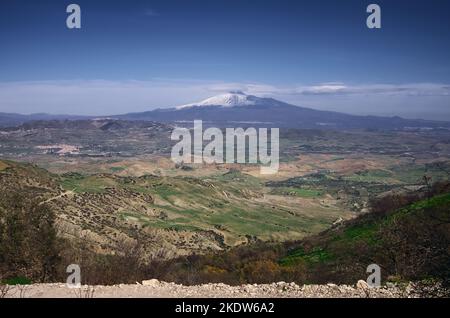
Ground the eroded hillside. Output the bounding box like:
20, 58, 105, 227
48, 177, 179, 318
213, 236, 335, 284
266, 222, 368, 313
0, 160, 352, 259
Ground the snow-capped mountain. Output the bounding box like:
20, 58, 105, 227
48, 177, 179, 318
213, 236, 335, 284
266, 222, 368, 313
113, 93, 450, 130
176, 92, 257, 109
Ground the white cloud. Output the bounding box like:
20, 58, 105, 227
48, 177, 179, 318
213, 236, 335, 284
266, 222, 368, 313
297, 84, 348, 95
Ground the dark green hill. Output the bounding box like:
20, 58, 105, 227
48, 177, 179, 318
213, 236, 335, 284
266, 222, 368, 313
279, 191, 450, 285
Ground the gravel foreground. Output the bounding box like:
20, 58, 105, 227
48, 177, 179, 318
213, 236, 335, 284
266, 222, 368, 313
2, 279, 447, 298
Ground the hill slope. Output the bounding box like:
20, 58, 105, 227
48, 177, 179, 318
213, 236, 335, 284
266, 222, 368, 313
147, 187, 450, 287
0, 160, 351, 259
279, 191, 450, 285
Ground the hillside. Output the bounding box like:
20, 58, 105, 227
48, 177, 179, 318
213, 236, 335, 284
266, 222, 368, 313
0, 160, 351, 260
145, 187, 450, 289
279, 191, 450, 285
1, 159, 449, 290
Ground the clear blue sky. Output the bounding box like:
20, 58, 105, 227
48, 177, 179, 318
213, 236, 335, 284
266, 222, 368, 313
1, 0, 450, 119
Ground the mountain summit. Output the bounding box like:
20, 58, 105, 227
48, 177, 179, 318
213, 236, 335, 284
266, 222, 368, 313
176, 92, 259, 109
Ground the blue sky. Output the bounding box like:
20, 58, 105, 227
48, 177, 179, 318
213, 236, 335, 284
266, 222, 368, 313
0, 0, 450, 119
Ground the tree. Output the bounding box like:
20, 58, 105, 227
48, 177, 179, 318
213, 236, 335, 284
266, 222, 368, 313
0, 193, 61, 282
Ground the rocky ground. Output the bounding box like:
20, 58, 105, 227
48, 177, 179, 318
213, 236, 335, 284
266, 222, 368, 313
2, 279, 447, 298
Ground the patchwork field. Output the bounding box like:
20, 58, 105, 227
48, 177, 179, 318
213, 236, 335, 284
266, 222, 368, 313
0, 159, 354, 258
1, 121, 450, 261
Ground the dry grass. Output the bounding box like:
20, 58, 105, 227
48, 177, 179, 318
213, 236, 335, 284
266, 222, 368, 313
73, 286, 96, 298
0, 160, 9, 171
0, 284, 12, 298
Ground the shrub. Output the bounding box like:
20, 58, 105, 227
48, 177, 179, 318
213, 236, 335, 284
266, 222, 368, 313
0, 193, 62, 282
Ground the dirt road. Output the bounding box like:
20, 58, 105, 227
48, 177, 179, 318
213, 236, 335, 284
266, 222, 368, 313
2, 279, 440, 298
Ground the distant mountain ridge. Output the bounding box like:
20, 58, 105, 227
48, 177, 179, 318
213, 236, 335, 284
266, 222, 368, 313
2, 92, 450, 130
0, 118, 171, 131
0, 112, 90, 127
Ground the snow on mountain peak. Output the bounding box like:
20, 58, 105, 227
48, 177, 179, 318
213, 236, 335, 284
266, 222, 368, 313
176, 92, 257, 109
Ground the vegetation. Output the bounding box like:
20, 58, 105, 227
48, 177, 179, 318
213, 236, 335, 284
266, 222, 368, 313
0, 148, 449, 291
269, 187, 323, 198
0, 194, 62, 283
56, 169, 343, 247
141, 181, 450, 287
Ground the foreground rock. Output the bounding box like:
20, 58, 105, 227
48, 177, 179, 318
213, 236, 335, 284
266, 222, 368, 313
2, 280, 447, 298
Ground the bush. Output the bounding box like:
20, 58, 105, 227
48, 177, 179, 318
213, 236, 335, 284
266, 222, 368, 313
0, 193, 62, 283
